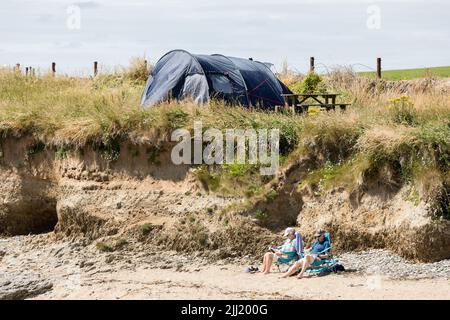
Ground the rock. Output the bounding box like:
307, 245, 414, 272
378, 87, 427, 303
105, 255, 115, 264
53, 247, 64, 257
175, 263, 184, 271
80, 261, 94, 268
0, 274, 52, 300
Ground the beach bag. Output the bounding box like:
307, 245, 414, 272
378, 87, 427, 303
329, 263, 345, 273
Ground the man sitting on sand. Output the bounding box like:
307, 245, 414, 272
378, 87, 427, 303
260, 227, 298, 274
281, 229, 330, 279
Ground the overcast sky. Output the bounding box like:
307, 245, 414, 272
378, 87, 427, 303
0, 0, 449, 75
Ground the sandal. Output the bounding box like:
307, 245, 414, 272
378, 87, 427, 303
245, 266, 259, 274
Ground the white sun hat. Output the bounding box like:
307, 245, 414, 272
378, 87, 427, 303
283, 227, 296, 237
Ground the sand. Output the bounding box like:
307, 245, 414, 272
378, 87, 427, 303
2, 235, 449, 300
33, 264, 450, 300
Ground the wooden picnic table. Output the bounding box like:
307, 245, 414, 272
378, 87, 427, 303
281, 93, 350, 113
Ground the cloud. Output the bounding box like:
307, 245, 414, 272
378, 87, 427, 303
0, 0, 448, 74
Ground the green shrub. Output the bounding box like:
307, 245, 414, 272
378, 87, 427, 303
290, 72, 326, 94
223, 162, 252, 177
254, 210, 268, 220
96, 241, 115, 252
277, 121, 300, 155
114, 238, 128, 250
166, 108, 189, 130
264, 189, 278, 203
55, 146, 68, 159
139, 223, 154, 236
388, 96, 418, 126
96, 238, 128, 252
416, 122, 450, 172
194, 166, 221, 192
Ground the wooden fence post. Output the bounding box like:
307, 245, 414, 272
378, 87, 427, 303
310, 57, 315, 73
377, 57, 382, 79
94, 61, 98, 76
52, 62, 56, 77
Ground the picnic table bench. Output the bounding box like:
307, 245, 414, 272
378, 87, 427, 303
281, 93, 351, 113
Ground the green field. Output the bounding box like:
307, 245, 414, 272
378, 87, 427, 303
359, 66, 450, 81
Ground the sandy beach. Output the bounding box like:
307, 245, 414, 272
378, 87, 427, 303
34, 265, 450, 300
1, 235, 449, 300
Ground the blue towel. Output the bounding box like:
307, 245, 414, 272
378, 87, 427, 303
295, 232, 304, 256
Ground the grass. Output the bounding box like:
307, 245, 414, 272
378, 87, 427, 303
138, 223, 155, 236
96, 241, 115, 252
0, 61, 448, 217
96, 238, 129, 252
359, 66, 450, 81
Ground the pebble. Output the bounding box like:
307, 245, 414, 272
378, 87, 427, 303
339, 249, 450, 279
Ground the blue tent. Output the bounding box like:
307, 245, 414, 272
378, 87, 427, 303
141, 50, 292, 109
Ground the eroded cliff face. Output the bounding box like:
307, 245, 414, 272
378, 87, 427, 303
0, 170, 57, 235
295, 187, 450, 262
0, 137, 58, 235
0, 137, 448, 262
0, 137, 234, 238
246, 160, 450, 262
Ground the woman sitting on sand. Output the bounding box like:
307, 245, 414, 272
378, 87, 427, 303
260, 227, 297, 274
281, 229, 330, 279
